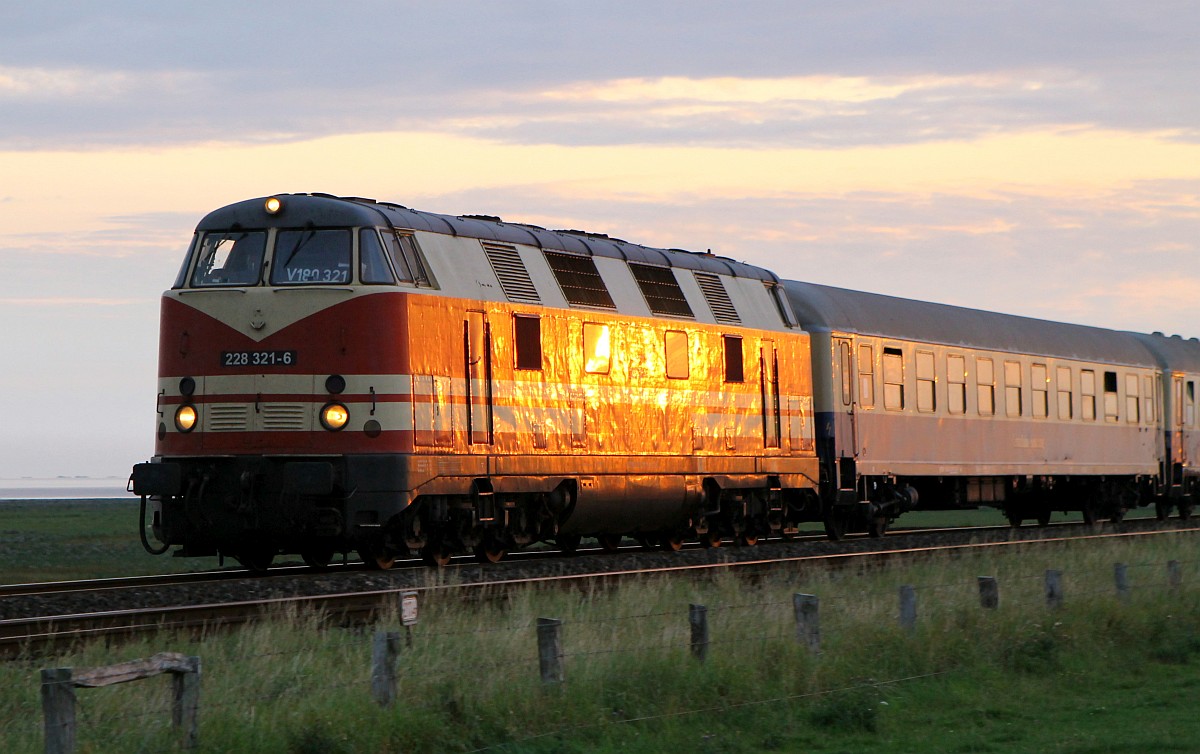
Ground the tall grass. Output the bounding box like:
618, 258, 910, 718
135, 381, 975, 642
2, 534, 1198, 752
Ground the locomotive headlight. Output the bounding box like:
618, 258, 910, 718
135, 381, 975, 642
320, 402, 349, 431
264, 196, 282, 215
175, 404, 198, 433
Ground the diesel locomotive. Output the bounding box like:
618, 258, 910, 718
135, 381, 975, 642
130, 194, 1198, 569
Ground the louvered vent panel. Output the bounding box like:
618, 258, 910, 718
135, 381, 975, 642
694, 272, 741, 324
261, 403, 308, 431
206, 404, 249, 432
482, 242, 541, 303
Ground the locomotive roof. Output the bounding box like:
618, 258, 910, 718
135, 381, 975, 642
784, 279, 1160, 367
197, 194, 779, 283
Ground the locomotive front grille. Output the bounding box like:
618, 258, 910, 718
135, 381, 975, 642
205, 404, 250, 432
261, 403, 309, 431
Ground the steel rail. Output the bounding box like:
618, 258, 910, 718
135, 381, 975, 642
3, 523, 1195, 659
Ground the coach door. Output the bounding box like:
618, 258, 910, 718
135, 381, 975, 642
465, 311, 494, 446
834, 337, 860, 458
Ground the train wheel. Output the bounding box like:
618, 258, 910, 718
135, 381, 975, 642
701, 531, 723, 548
867, 516, 888, 538
737, 532, 759, 546
598, 534, 622, 552
822, 510, 847, 541
1006, 513, 1023, 527
236, 548, 274, 573
301, 547, 335, 569
359, 547, 395, 570
556, 534, 582, 555
1081, 505, 1097, 526
661, 534, 684, 552
1036, 510, 1052, 527
1155, 500, 1170, 521
422, 543, 453, 568
474, 543, 507, 564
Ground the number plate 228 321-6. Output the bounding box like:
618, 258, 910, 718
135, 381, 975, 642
221, 350, 297, 367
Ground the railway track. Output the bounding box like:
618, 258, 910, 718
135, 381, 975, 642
3, 519, 1194, 658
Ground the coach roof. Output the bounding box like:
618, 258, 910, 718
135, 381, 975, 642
784, 279, 1159, 368
198, 194, 779, 283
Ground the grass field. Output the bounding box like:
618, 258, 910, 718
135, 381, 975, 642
1, 502, 1197, 753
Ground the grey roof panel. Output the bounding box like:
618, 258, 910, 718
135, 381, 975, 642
784, 280, 1159, 368
1131, 332, 1200, 373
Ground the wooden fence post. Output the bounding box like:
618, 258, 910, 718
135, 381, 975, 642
371, 631, 401, 707
1114, 563, 1130, 603
978, 576, 999, 609
899, 585, 917, 633
41, 668, 76, 754
42, 653, 200, 753
1045, 570, 1064, 609
689, 604, 709, 662
793, 594, 820, 654
537, 618, 564, 684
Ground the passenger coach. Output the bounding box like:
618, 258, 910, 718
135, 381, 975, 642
785, 281, 1166, 536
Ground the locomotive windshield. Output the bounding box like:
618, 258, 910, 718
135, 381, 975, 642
191, 231, 267, 287
270, 229, 351, 285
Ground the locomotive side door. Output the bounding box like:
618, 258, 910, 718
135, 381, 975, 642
760, 340, 781, 448
465, 311, 494, 446
833, 337, 858, 458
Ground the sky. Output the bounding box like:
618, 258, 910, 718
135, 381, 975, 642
1, 2, 1199, 479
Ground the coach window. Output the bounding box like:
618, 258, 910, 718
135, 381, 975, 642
1103, 371, 1119, 422
583, 323, 612, 374
724, 335, 745, 383
883, 347, 905, 411
665, 331, 689, 379
1144, 376, 1156, 424
514, 315, 542, 371
977, 357, 995, 416
1004, 361, 1022, 417
1031, 364, 1049, 419
1057, 366, 1073, 420
1188, 382, 1197, 426
839, 342, 853, 406
1124, 374, 1140, 423
1081, 369, 1097, 421
947, 355, 966, 415
359, 229, 396, 284
916, 351, 936, 413
858, 344, 876, 409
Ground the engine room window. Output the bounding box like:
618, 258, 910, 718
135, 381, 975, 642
947, 355, 966, 415
977, 357, 995, 416
883, 347, 904, 411
514, 315, 542, 371
858, 344, 876, 409
723, 335, 744, 383
916, 350, 936, 413
359, 229, 395, 284
584, 323, 612, 374
270, 229, 351, 285
1125, 374, 1140, 423
1081, 369, 1097, 421
1031, 363, 1048, 419
1103, 371, 1119, 422
1188, 381, 1197, 427
1057, 366, 1073, 420
631, 264, 694, 318
191, 230, 267, 287
546, 251, 616, 309
665, 331, 690, 379
1004, 361, 1022, 417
